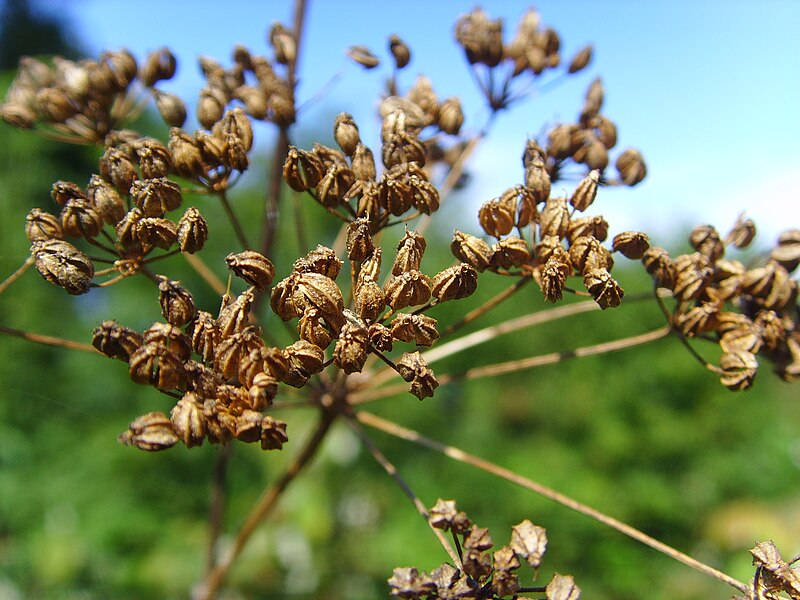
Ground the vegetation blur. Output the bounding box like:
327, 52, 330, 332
0, 2, 798, 600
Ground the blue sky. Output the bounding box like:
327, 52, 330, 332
29, 1, 800, 247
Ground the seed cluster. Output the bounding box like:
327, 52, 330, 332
389, 499, 580, 599
645, 220, 800, 390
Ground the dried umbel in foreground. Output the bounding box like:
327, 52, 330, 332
1, 4, 797, 600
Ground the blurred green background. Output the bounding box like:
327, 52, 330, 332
1, 2, 798, 599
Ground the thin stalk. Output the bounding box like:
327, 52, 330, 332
205, 444, 234, 575
218, 190, 251, 250
0, 325, 98, 354
183, 253, 227, 296
0, 256, 34, 295
442, 275, 532, 337
344, 416, 462, 568
356, 411, 749, 595
194, 409, 334, 600
352, 327, 670, 404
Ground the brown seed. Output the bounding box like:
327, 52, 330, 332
92, 320, 143, 361
197, 86, 227, 129
583, 267, 624, 309
409, 175, 440, 215
217, 289, 254, 338
169, 128, 206, 179
368, 323, 393, 352
568, 44, 593, 73
226, 250, 275, 291
384, 270, 432, 310
451, 230, 492, 272
673, 253, 713, 301
51, 181, 85, 208
333, 112, 360, 156
140, 47, 176, 87
719, 351, 758, 391
188, 311, 219, 363
153, 90, 187, 128
132, 138, 173, 179
612, 231, 650, 260
642, 246, 677, 289
135, 217, 177, 249
346, 45, 380, 69
351, 143, 377, 182
539, 197, 570, 239
689, 225, 724, 263
354, 280, 386, 323
333, 321, 369, 374
437, 97, 464, 135
390, 313, 439, 347
396, 351, 438, 399
570, 170, 600, 212
176, 207, 208, 254
260, 416, 289, 450
31, 239, 94, 295
388, 34, 412, 69
294, 272, 345, 331
490, 237, 530, 270
129, 342, 184, 390
171, 393, 207, 448
26, 208, 63, 242
86, 174, 125, 225
393, 229, 427, 275
298, 308, 333, 349
269, 22, 296, 65
479, 198, 516, 238
615, 148, 647, 186
540, 254, 571, 302
293, 245, 342, 280
346, 218, 374, 262
283, 339, 325, 386
131, 177, 182, 218
119, 411, 178, 451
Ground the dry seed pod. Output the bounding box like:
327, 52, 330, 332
298, 307, 333, 349
583, 267, 623, 309
524, 155, 551, 203
260, 416, 289, 450
346, 218, 374, 262
31, 239, 94, 295
570, 170, 599, 212
158, 277, 196, 327
724, 215, 756, 249
293, 245, 342, 280
612, 231, 650, 259
169, 128, 206, 179
271, 275, 302, 321
717, 313, 762, 354
171, 393, 206, 448
92, 320, 143, 361
226, 250, 275, 291
284, 339, 325, 385
615, 148, 647, 186
188, 311, 218, 363
249, 372, 279, 411
382, 131, 427, 169
674, 303, 720, 337
393, 229, 427, 275
490, 237, 530, 270
234, 410, 263, 443
129, 342, 184, 390
384, 270, 432, 310
642, 246, 677, 289
176, 207, 208, 253
115, 208, 143, 248
431, 263, 478, 301
214, 327, 265, 379
217, 289, 254, 338
368, 323, 393, 352
568, 234, 613, 273
51, 181, 85, 207
86, 174, 125, 225
771, 229, 800, 272
541, 254, 571, 302
143, 322, 192, 361
346, 45, 380, 69
316, 163, 355, 208
119, 412, 179, 452
354, 280, 385, 322
396, 351, 438, 400
533, 235, 565, 264
333, 321, 369, 374
294, 272, 345, 330
568, 44, 592, 73
438, 97, 464, 135
388, 34, 411, 69
269, 22, 296, 65
131, 177, 182, 218
719, 351, 758, 391
358, 247, 383, 285
135, 217, 178, 249
510, 519, 548, 569
689, 225, 724, 263
539, 197, 570, 239
183, 361, 223, 398
60, 199, 102, 239
380, 173, 413, 216
351, 143, 377, 182
197, 87, 226, 129
429, 498, 471, 533
25, 208, 63, 242
132, 138, 172, 179
153, 90, 187, 128
333, 112, 360, 156
479, 198, 516, 238
451, 230, 492, 272
673, 253, 713, 301
390, 313, 439, 347
140, 48, 176, 87
409, 175, 440, 214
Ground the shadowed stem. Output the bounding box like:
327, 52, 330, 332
345, 415, 462, 568
356, 410, 750, 595
442, 275, 532, 337
0, 256, 34, 295
0, 325, 98, 353
194, 409, 334, 600
183, 253, 227, 296
218, 190, 251, 250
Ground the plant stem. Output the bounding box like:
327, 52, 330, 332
356, 410, 749, 595
0, 256, 34, 295
194, 409, 334, 600
218, 190, 251, 250
442, 275, 532, 337
183, 253, 227, 296
0, 324, 98, 354
205, 444, 234, 575
345, 415, 462, 568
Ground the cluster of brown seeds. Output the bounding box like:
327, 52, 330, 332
737, 541, 800, 600
388, 499, 580, 599
96, 253, 296, 451
454, 7, 592, 110
452, 151, 649, 309
195, 24, 297, 128
0, 48, 185, 142
645, 220, 800, 390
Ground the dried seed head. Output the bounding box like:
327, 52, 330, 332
333, 321, 369, 374
583, 267, 624, 309
351, 143, 377, 182
533, 235, 565, 264
389, 34, 412, 69
354, 280, 385, 322
570, 169, 600, 212
60, 199, 102, 239
129, 342, 184, 390
135, 217, 177, 249
771, 229, 800, 272
197, 86, 227, 129
248, 372, 278, 411
742, 261, 796, 310
379, 171, 414, 216
132, 138, 173, 179
217, 289, 254, 338
269, 22, 296, 65
271, 275, 303, 321
298, 307, 333, 349
140, 48, 176, 87
86, 174, 125, 225
226, 250, 275, 291
438, 97, 464, 135
674, 303, 720, 337
176, 207, 209, 253
153, 90, 187, 128
719, 351, 758, 391
567, 215, 609, 243
284, 339, 325, 386
393, 229, 427, 275
510, 519, 548, 569
214, 326, 265, 379
717, 312, 762, 354
451, 230, 492, 272
409, 175, 440, 214
396, 351, 438, 399
612, 231, 650, 259
130, 177, 182, 218
384, 270, 432, 311
541, 254, 572, 302
293, 245, 343, 280
119, 411, 178, 451
260, 416, 289, 450
724, 215, 756, 249
144, 322, 192, 361
388, 568, 436, 599
368, 323, 393, 352
615, 148, 647, 186
568, 44, 593, 73
490, 237, 530, 270
429, 498, 472, 533
523, 155, 551, 203
539, 197, 570, 239
432, 263, 479, 301
169, 128, 206, 179
642, 246, 677, 289
294, 272, 345, 330
390, 313, 439, 347
188, 311, 219, 363
31, 239, 94, 295
689, 225, 724, 263
346, 45, 380, 69
92, 320, 143, 361
346, 218, 374, 262
333, 112, 361, 156
479, 198, 516, 238
51, 181, 85, 208
156, 277, 196, 327
358, 247, 383, 284
673, 253, 713, 301
170, 393, 206, 448
316, 163, 355, 208
26, 208, 63, 242
382, 131, 427, 169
